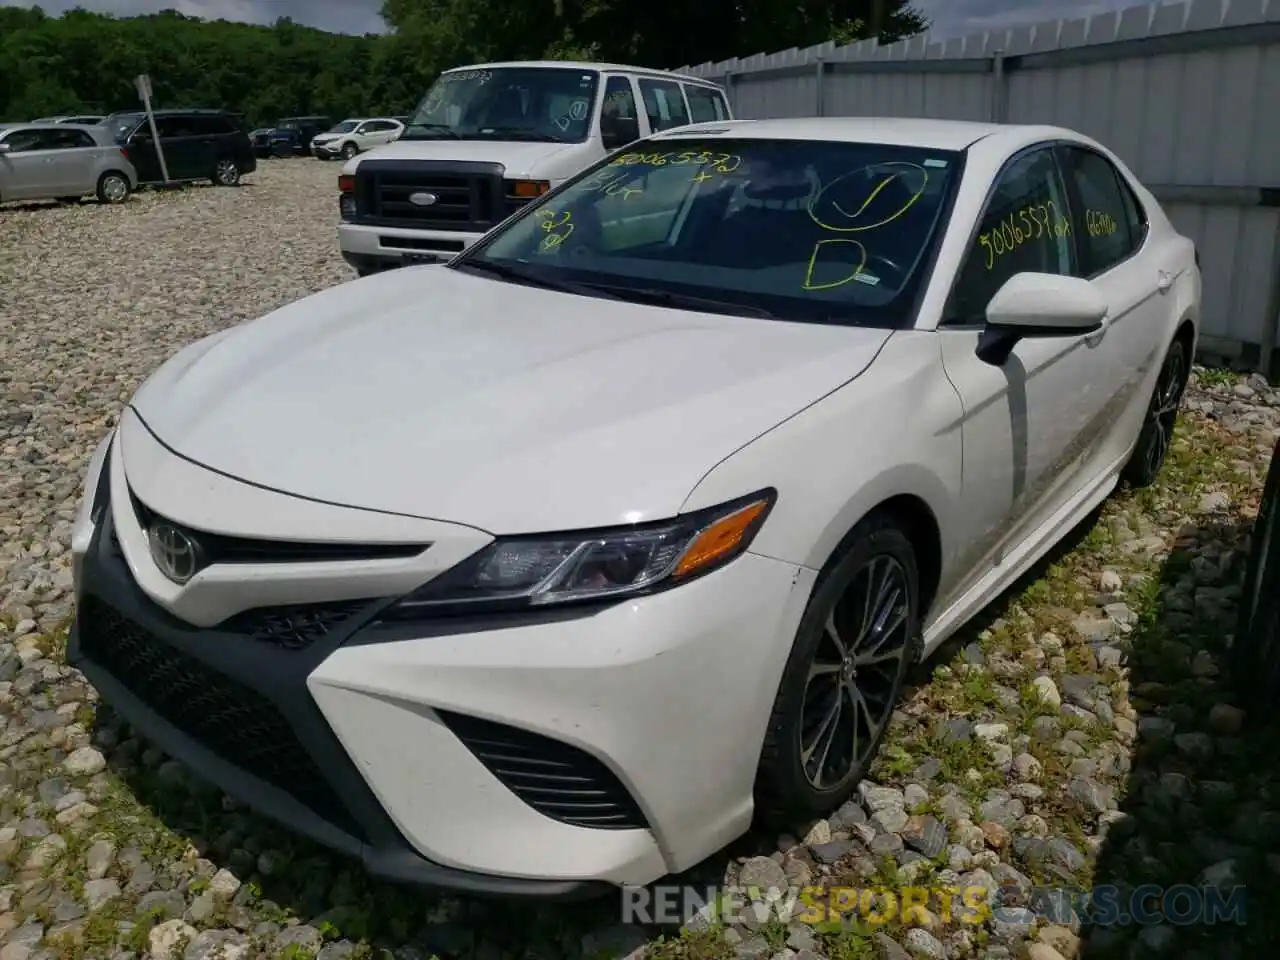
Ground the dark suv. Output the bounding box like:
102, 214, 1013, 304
268, 116, 331, 157
109, 109, 255, 186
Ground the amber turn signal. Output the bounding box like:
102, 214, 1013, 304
674, 499, 772, 578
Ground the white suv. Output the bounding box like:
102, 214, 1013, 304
311, 118, 404, 161
336, 60, 732, 275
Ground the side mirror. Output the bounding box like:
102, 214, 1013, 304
977, 272, 1108, 366
600, 113, 640, 151
0, 142, 10, 154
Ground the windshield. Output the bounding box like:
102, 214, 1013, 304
107, 113, 143, 142
458, 138, 960, 325
328, 121, 359, 134
404, 67, 599, 143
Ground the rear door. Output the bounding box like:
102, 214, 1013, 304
0, 128, 51, 199
47, 127, 100, 195
153, 115, 207, 180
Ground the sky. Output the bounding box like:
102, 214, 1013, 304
0, 0, 1151, 39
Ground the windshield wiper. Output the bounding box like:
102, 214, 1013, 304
453, 259, 621, 299
402, 123, 460, 139
579, 284, 779, 319
475, 127, 569, 143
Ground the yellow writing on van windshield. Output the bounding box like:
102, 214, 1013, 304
536, 208, 573, 252
979, 200, 1070, 270
1086, 209, 1118, 237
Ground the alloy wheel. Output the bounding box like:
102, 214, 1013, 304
1144, 345, 1187, 476
799, 554, 911, 790
215, 160, 239, 185
102, 175, 127, 202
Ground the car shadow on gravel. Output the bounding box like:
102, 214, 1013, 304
1076, 513, 1280, 959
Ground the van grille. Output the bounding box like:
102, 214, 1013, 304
355, 160, 504, 233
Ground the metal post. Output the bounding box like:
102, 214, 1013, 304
990, 50, 1006, 123
724, 70, 737, 115
135, 74, 170, 184
815, 57, 826, 117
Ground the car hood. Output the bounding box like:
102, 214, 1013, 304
344, 138, 574, 177
128, 267, 891, 534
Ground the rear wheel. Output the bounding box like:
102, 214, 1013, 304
212, 159, 240, 187
1232, 435, 1280, 703
96, 171, 130, 204
754, 514, 920, 824
1121, 336, 1190, 488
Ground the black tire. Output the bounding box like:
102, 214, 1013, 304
212, 158, 241, 187
342, 142, 359, 160
95, 171, 130, 204
1232, 435, 1280, 703
754, 513, 921, 824
1121, 335, 1190, 488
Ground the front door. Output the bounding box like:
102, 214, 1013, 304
0, 128, 54, 199
934, 144, 1125, 612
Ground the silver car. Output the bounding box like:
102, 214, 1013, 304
0, 123, 137, 205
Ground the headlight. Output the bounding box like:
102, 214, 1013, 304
382, 490, 774, 618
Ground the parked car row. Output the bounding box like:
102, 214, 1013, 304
2, 107, 256, 206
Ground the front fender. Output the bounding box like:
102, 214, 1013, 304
680, 331, 963, 574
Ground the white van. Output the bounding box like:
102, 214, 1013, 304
336, 60, 732, 275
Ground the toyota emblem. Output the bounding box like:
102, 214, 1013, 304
408, 191, 438, 207
148, 522, 199, 584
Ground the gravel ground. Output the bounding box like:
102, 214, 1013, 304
2, 161, 1279, 960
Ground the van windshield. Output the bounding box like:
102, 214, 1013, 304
456, 138, 961, 327
403, 67, 599, 144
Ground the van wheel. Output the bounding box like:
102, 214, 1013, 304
212, 159, 241, 186
96, 171, 130, 204
342, 142, 359, 160
754, 514, 921, 825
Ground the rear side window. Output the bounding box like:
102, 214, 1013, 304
684, 85, 729, 123
44, 128, 95, 149
185, 116, 234, 136
637, 78, 690, 132
1058, 146, 1140, 276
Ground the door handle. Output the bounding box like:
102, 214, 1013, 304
1084, 311, 1111, 347
1157, 270, 1173, 293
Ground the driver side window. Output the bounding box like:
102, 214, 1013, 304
947, 147, 1073, 324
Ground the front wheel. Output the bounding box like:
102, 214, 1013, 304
212, 159, 241, 187
1121, 335, 1189, 488
754, 514, 920, 824
96, 171, 130, 204
342, 142, 359, 160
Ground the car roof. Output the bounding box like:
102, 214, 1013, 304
445, 60, 722, 86
646, 117, 1094, 152
2, 121, 103, 132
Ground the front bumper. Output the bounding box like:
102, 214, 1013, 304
312, 141, 342, 158
338, 222, 482, 270
69, 426, 813, 894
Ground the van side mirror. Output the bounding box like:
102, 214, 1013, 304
0, 143, 10, 155
600, 112, 639, 151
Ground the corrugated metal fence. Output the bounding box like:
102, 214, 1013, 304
675, 0, 1280, 375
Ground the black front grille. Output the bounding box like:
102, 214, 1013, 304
219, 600, 371, 651
356, 160, 503, 232
79, 597, 361, 837
130, 492, 427, 568
438, 711, 648, 830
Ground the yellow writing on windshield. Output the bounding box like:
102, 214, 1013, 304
609, 151, 742, 175
979, 200, 1070, 270
802, 239, 868, 291
579, 169, 645, 200
808, 163, 929, 233
536, 209, 573, 253
1086, 209, 1118, 237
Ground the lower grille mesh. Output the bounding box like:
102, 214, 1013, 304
79, 597, 362, 838
438, 711, 648, 830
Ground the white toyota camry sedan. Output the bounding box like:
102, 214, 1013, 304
70, 116, 1199, 897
